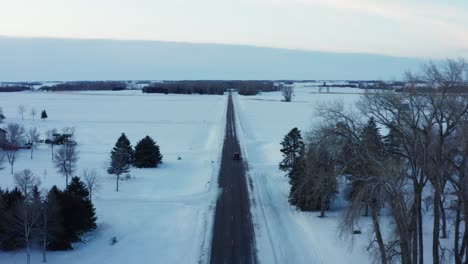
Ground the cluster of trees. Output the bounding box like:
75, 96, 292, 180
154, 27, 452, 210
39, 81, 127, 91
0, 170, 96, 263
1, 123, 76, 190
0, 86, 31, 92
142, 81, 225, 95
0, 106, 47, 123
236, 81, 277, 95
281, 59, 468, 264
108, 133, 162, 191
280, 127, 337, 217
142, 81, 277, 95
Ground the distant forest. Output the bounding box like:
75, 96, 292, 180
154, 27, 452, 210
39, 81, 127, 91
142, 81, 277, 95
0, 85, 32, 92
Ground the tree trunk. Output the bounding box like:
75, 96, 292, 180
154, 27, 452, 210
433, 184, 441, 264
417, 190, 424, 264
440, 199, 447, 239
27, 242, 30, 264
10, 163, 13, 174
463, 174, 468, 262
364, 205, 369, 217
454, 202, 461, 264
116, 174, 120, 192
320, 198, 325, 218
31, 145, 33, 160
370, 204, 387, 264
411, 201, 418, 264
43, 202, 47, 263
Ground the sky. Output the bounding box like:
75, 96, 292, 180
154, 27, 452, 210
0, 0, 467, 58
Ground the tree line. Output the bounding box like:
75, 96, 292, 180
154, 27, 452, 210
142, 81, 277, 95
0, 86, 32, 92
39, 81, 127, 91
280, 59, 468, 264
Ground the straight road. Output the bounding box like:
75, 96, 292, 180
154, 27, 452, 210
210, 94, 256, 264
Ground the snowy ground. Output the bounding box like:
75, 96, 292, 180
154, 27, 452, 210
0, 90, 227, 264
235, 86, 381, 264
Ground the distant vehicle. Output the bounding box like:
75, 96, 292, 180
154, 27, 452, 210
233, 152, 241, 160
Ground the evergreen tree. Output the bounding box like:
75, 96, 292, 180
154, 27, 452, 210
45, 186, 69, 250
108, 133, 132, 191
134, 136, 163, 168
360, 117, 383, 156
279, 128, 305, 175
0, 188, 25, 250
65, 177, 97, 232
383, 123, 402, 157
314, 144, 337, 217
289, 144, 337, 214
114, 133, 134, 165
40, 110, 48, 120
288, 154, 307, 208
345, 117, 384, 215
54, 177, 97, 248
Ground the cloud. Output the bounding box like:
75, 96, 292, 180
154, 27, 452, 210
272, 0, 468, 53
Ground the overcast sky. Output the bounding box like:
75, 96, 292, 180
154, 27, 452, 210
1, 0, 467, 58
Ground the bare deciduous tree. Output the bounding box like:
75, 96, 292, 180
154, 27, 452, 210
27, 127, 40, 160
4, 123, 25, 174
30, 108, 37, 121
18, 105, 26, 121
54, 144, 78, 186
280, 84, 294, 102
82, 169, 101, 202
41, 187, 62, 263
14, 169, 41, 197
12, 169, 42, 264
46, 128, 57, 161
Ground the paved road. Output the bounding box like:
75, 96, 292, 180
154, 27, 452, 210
210, 94, 256, 264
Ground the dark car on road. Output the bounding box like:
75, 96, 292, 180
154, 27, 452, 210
233, 152, 241, 160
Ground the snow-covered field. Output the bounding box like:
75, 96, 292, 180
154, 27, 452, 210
235, 86, 375, 263
0, 90, 227, 264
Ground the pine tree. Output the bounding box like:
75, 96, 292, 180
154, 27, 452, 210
383, 124, 402, 157
108, 133, 132, 191
361, 117, 383, 156
289, 144, 337, 214
134, 136, 163, 168
40, 110, 48, 120
279, 128, 304, 175
53, 177, 97, 248
44, 186, 69, 251
288, 154, 307, 207
65, 177, 97, 232
114, 133, 134, 165
0, 188, 25, 250
345, 117, 384, 215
